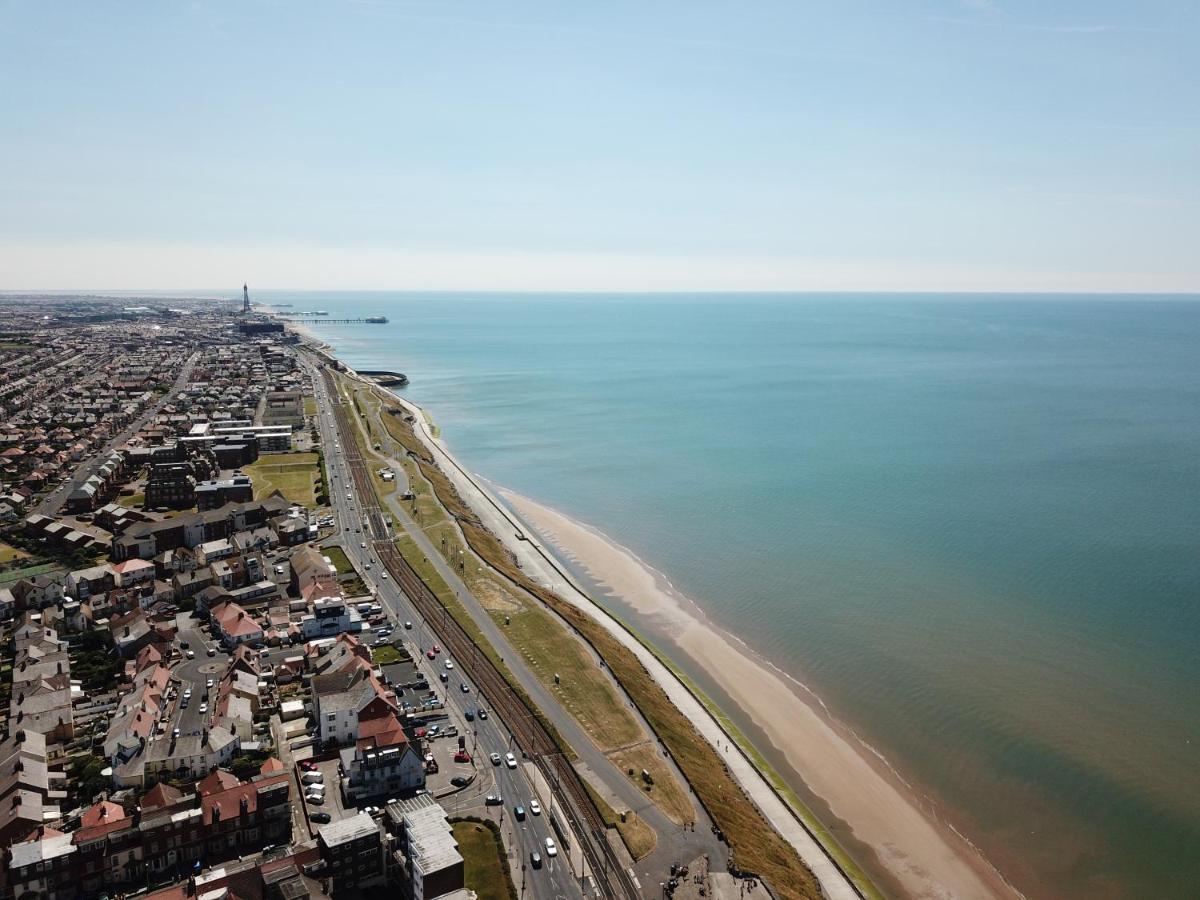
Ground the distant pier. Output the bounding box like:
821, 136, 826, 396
279, 315, 388, 324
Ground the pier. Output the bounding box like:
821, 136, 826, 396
279, 316, 388, 324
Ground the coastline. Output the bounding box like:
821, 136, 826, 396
499, 490, 1022, 900
292, 325, 1018, 899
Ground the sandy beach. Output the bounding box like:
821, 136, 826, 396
502, 490, 1022, 900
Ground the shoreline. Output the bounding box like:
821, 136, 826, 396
291, 324, 1019, 899
499, 489, 1022, 900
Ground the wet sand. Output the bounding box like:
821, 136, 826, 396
503, 489, 1022, 900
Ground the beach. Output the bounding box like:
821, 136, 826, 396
502, 490, 1022, 900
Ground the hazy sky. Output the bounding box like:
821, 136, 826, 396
1, 0, 1197, 292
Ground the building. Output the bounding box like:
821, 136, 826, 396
384, 795, 465, 900
144, 462, 197, 509
4, 827, 77, 900
300, 594, 363, 641
210, 600, 265, 647
317, 812, 383, 890
195, 475, 255, 510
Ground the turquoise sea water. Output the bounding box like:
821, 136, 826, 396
270, 292, 1200, 899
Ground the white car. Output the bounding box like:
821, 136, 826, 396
183, 688, 192, 699
529, 799, 541, 815
206, 678, 214, 688
505, 752, 517, 770
444, 660, 454, 670
544, 837, 558, 858
380, 572, 387, 579
360, 542, 366, 549
199, 702, 208, 713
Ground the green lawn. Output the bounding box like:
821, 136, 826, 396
0, 542, 30, 566
321, 544, 354, 575
243, 452, 320, 507
452, 821, 515, 900
372, 644, 404, 665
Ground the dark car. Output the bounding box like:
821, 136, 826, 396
530, 851, 542, 869
478, 709, 488, 720
310, 812, 331, 824
464, 709, 475, 721
514, 805, 526, 821
485, 794, 503, 806
439, 671, 449, 683
450, 775, 469, 787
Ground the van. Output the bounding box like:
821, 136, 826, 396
301, 771, 324, 785
305, 784, 326, 797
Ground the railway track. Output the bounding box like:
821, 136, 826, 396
323, 369, 637, 899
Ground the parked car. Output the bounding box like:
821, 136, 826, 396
310, 812, 331, 824
453, 750, 471, 763
302, 771, 324, 784
299, 760, 319, 772
450, 775, 469, 787
305, 793, 325, 806
485, 795, 503, 806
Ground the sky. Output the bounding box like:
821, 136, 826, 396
1, 0, 1197, 293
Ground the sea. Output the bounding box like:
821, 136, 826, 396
263, 291, 1200, 899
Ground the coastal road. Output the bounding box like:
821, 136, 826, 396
308, 367, 586, 900
37, 351, 200, 517
332, 375, 731, 887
